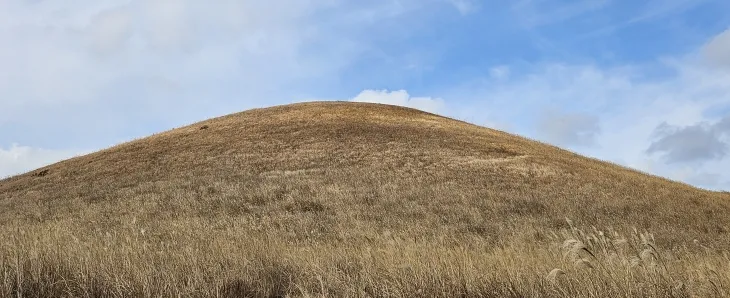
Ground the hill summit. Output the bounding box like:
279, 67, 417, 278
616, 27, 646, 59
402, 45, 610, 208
1, 101, 729, 297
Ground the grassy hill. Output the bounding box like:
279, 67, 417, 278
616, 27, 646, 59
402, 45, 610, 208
1, 101, 729, 297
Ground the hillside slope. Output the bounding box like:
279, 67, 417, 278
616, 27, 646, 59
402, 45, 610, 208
1, 101, 729, 297
2, 101, 727, 243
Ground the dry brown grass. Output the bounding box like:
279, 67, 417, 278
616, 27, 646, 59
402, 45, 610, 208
1, 101, 729, 297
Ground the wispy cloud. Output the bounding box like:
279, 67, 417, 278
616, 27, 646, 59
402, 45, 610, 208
511, 0, 610, 28
703, 28, 730, 68
447, 0, 478, 15
580, 0, 712, 38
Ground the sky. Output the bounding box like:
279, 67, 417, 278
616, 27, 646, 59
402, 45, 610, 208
1, 0, 729, 191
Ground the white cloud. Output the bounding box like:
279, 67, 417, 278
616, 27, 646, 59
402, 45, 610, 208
0, 1, 131, 107
0, 144, 84, 178
0, 0, 349, 108
0, 0, 424, 148
351, 89, 446, 114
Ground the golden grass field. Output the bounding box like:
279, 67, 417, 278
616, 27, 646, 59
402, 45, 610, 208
1, 101, 729, 297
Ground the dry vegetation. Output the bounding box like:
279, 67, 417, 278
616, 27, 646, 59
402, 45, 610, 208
1, 101, 729, 297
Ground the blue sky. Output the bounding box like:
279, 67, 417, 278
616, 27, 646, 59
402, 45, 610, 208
1, 0, 730, 190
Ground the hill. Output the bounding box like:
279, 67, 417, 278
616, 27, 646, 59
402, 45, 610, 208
1, 101, 729, 297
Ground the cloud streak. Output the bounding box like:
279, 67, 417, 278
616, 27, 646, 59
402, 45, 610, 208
511, 0, 610, 28
703, 28, 730, 69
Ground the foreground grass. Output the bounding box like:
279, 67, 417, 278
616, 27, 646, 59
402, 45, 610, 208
2, 218, 728, 297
